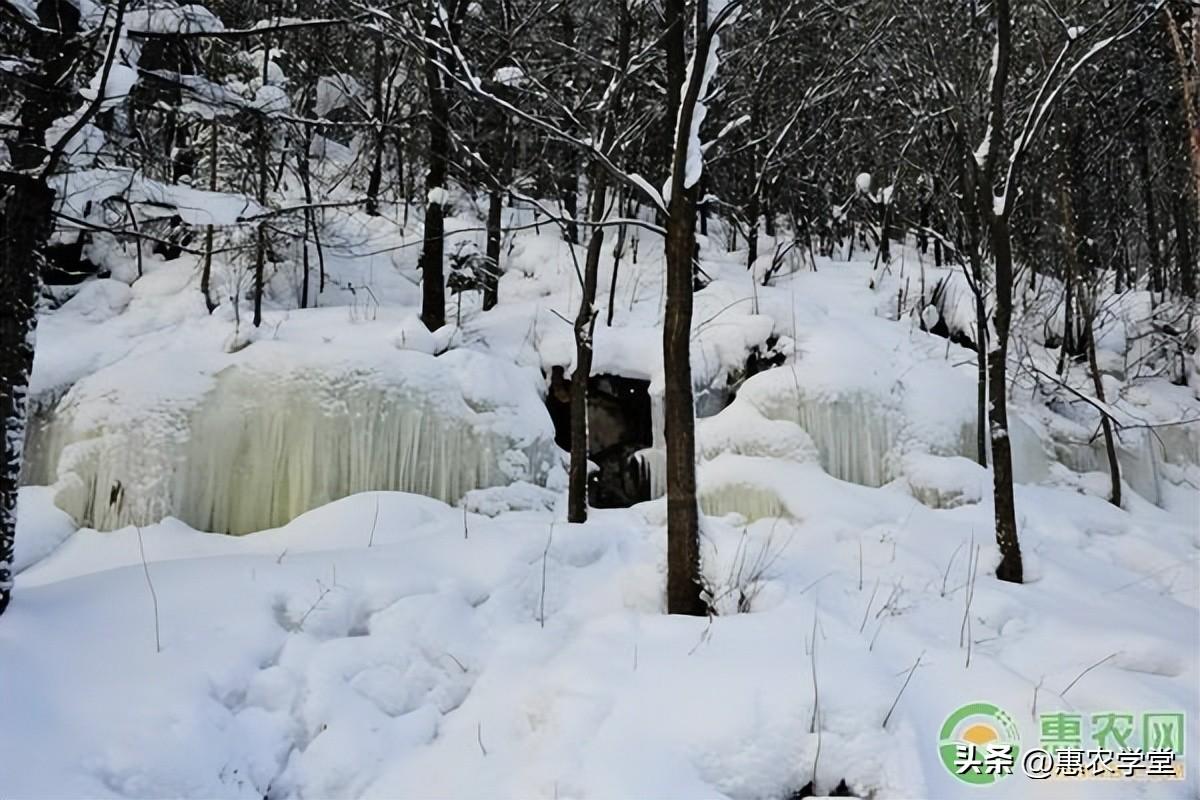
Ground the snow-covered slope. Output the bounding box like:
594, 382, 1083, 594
4, 482, 1196, 799
8, 201, 1199, 799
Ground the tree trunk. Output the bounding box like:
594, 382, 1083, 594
252, 34, 273, 328
0, 179, 54, 616
365, 34, 385, 216
1056, 152, 1078, 376
746, 195, 759, 271
201, 119, 218, 312
1137, 124, 1164, 295
661, 0, 709, 616
484, 189, 503, 310
419, 6, 448, 331
1086, 322, 1122, 508
568, 173, 608, 523
664, 191, 704, 614
980, 0, 1022, 585
558, 6, 579, 244
607, 190, 627, 327
1177, 193, 1196, 298
1164, 6, 1200, 205
972, 256, 989, 467
988, 214, 1022, 584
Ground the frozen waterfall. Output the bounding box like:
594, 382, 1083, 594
25, 346, 560, 534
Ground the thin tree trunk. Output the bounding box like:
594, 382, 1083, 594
1164, 6, 1200, 204
365, 33, 385, 216
746, 195, 759, 271
1137, 125, 1164, 295
958, 144, 988, 467
201, 118, 218, 312
1177, 193, 1196, 298
299, 123, 325, 299
419, 5, 448, 331
1086, 318, 1122, 507
972, 256, 989, 467
559, 6, 579, 244
252, 38, 272, 328
568, 172, 608, 523
607, 189, 627, 327
568, 0, 629, 521
1056, 146, 1078, 375
484, 188, 503, 310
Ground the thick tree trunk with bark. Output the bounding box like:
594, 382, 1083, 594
664, 188, 704, 614
0, 0, 85, 615
987, 218, 1022, 583
982, 0, 1023, 584
660, 0, 709, 616
0, 179, 53, 616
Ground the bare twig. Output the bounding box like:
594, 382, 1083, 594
882, 651, 924, 729
940, 540, 964, 597
135, 526, 161, 653
294, 580, 334, 632
538, 523, 554, 628
1061, 651, 1121, 699
860, 577, 880, 633
367, 495, 380, 548
809, 604, 820, 733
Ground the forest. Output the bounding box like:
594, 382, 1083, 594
1, 0, 1198, 798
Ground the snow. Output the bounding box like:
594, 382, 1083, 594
12, 486, 76, 574
314, 73, 364, 117
52, 168, 263, 228
4, 476, 1196, 798
492, 66, 525, 87
8, 177, 1198, 799
80, 63, 138, 111
125, 4, 224, 35
252, 84, 291, 116
389, 314, 438, 354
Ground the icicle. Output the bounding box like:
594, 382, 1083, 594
26, 353, 558, 534
699, 482, 785, 522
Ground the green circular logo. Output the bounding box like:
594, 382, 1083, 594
939, 702, 1022, 785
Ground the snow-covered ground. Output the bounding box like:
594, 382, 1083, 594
5, 201, 1198, 798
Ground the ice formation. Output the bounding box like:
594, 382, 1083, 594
26, 345, 560, 534
899, 452, 988, 509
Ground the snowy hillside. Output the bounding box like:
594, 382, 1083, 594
5, 202, 1198, 799
3, 1, 1198, 798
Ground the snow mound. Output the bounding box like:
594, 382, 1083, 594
900, 453, 988, 509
